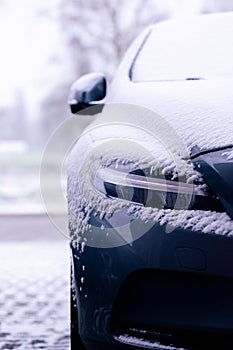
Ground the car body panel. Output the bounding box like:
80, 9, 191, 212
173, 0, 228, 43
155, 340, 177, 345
69, 12, 233, 350
71, 213, 233, 349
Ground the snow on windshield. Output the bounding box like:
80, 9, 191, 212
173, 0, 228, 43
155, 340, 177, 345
132, 12, 233, 82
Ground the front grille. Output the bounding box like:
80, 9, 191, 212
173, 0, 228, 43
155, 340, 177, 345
111, 269, 233, 349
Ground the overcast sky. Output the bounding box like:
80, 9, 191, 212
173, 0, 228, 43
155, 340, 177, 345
0, 0, 60, 103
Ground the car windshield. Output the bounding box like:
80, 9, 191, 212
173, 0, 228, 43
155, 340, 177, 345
132, 14, 233, 82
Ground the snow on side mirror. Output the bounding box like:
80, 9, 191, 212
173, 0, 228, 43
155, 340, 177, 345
68, 72, 106, 115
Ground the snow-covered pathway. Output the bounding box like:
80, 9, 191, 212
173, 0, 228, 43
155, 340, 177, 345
0, 241, 70, 349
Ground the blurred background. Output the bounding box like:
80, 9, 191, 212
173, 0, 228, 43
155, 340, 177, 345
0, 0, 232, 349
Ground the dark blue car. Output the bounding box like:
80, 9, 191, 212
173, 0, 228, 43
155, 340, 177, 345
68, 12, 233, 350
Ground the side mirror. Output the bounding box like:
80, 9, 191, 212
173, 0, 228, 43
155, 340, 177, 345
68, 72, 106, 115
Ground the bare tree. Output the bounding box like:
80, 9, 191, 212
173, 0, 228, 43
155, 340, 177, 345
58, 0, 168, 78
26, 0, 168, 149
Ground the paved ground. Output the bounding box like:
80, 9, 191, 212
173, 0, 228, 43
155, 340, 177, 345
0, 215, 67, 242
0, 215, 70, 350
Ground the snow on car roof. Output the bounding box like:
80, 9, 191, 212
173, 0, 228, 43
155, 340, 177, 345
132, 12, 233, 82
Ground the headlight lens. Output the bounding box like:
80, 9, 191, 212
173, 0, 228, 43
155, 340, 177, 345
95, 166, 224, 212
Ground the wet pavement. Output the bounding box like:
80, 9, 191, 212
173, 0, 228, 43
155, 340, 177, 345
0, 216, 70, 350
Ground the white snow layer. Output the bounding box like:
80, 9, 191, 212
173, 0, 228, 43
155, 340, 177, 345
222, 149, 233, 160
67, 104, 233, 241
68, 14, 233, 240
118, 334, 186, 350
107, 14, 233, 153
132, 13, 233, 81
107, 78, 233, 154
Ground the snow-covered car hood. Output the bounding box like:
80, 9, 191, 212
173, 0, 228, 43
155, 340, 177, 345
107, 77, 233, 155
68, 78, 233, 243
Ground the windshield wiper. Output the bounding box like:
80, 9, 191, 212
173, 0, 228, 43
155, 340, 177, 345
186, 77, 205, 81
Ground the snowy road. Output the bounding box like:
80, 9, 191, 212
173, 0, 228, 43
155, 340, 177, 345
0, 216, 70, 350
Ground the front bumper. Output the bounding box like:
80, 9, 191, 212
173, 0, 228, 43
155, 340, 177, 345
71, 209, 233, 350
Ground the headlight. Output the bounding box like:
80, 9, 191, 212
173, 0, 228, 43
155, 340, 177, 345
95, 165, 223, 212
